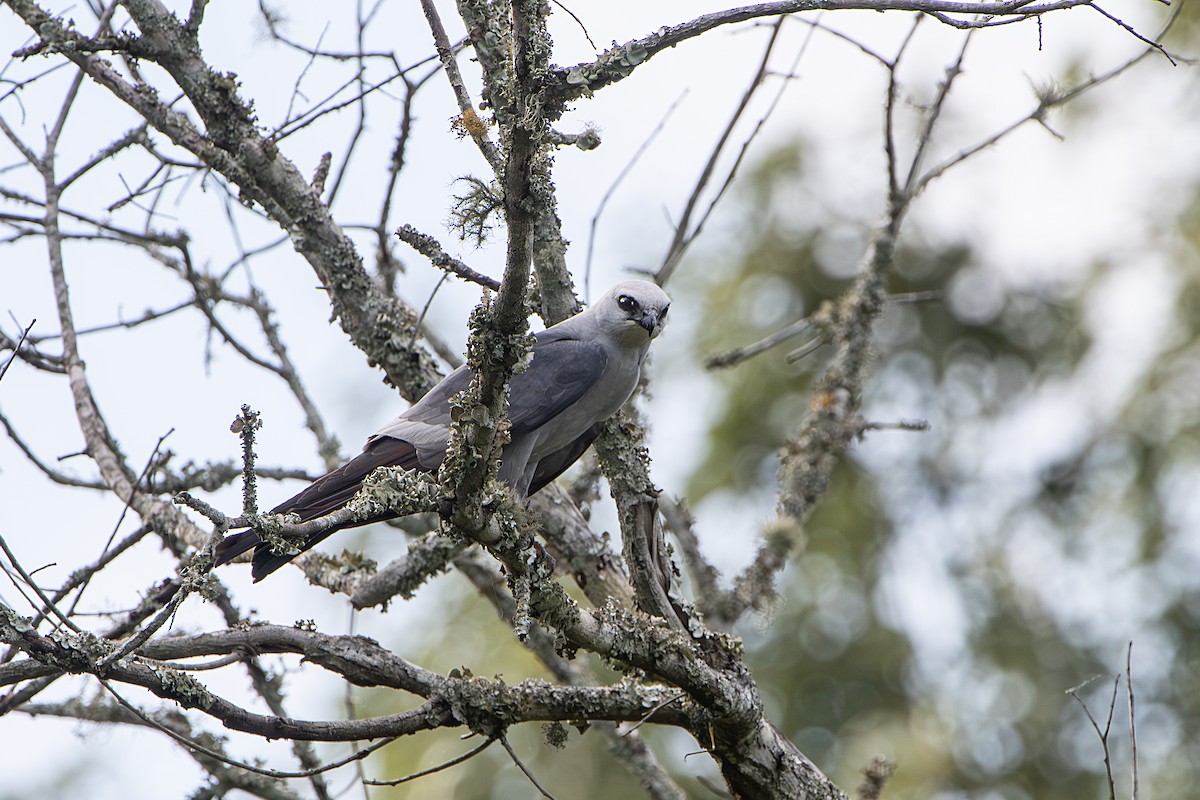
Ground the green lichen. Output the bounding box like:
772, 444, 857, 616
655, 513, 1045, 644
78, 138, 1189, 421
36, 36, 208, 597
529, 582, 582, 633
231, 404, 262, 517
252, 512, 303, 557
542, 720, 568, 749
594, 414, 655, 496
449, 176, 502, 246
151, 663, 217, 710
444, 675, 520, 738
49, 626, 112, 665
350, 466, 441, 520
179, 557, 221, 601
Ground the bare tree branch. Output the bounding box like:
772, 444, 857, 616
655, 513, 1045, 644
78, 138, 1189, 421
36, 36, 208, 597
549, 0, 1153, 100
5, 0, 444, 400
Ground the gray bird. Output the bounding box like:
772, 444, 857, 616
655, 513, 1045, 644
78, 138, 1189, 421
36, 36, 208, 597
214, 280, 670, 581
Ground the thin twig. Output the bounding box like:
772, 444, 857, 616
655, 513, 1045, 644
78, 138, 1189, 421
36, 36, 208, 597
655, 18, 785, 286
0, 532, 85, 634
0, 318, 34, 384
1066, 674, 1120, 800
902, 31, 973, 199
95, 677, 400, 780
1126, 641, 1139, 800
1087, 2, 1176, 66
884, 17, 922, 202
408, 272, 450, 351
788, 16, 891, 66
93, 581, 191, 671
705, 317, 814, 370
500, 733, 559, 800
365, 736, 496, 785
64, 429, 175, 621
27, 302, 191, 342
550, 0, 597, 50
622, 691, 687, 736
679, 14, 822, 275
420, 0, 504, 172
914, 40, 1168, 196
584, 91, 686, 299
857, 418, 931, 433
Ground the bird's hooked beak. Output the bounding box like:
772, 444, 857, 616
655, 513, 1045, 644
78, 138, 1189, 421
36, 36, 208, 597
637, 310, 661, 336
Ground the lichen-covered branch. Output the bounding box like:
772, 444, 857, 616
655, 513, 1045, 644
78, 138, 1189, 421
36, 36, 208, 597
593, 414, 682, 625
1, 606, 694, 736
395, 223, 501, 291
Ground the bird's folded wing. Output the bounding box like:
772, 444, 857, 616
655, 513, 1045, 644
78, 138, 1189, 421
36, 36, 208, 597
505, 338, 608, 435
272, 437, 424, 520
526, 421, 604, 496
373, 334, 608, 444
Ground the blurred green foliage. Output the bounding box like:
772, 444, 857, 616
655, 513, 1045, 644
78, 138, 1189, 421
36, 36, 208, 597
681, 139, 1200, 798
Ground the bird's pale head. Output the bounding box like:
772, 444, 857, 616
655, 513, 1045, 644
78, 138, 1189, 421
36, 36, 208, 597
595, 280, 671, 344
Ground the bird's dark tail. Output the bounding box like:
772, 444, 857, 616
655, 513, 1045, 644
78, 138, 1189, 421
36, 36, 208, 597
247, 526, 350, 582
212, 527, 344, 583
212, 436, 424, 582
214, 530, 260, 566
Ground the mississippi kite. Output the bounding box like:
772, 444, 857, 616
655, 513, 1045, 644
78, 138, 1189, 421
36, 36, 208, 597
214, 280, 671, 581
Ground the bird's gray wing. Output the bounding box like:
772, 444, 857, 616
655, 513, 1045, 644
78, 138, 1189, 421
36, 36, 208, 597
377, 332, 609, 443
505, 337, 608, 436
272, 438, 424, 520
372, 364, 473, 439
526, 421, 604, 496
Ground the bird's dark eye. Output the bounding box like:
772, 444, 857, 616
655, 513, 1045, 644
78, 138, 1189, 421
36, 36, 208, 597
617, 294, 639, 313
659, 305, 669, 320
